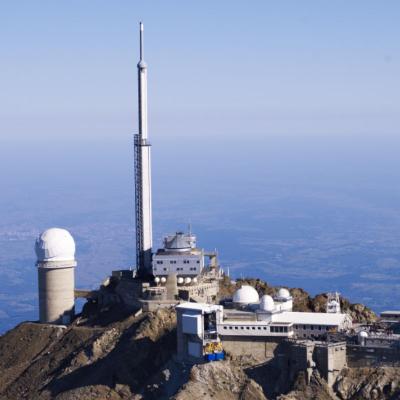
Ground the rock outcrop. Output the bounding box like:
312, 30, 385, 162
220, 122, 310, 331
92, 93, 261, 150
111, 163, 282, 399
0, 307, 176, 400
0, 278, 388, 399
174, 361, 266, 400
334, 367, 400, 400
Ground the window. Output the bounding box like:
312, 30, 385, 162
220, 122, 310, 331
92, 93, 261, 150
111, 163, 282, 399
240, 327, 244, 330
156, 260, 163, 264
252, 327, 256, 330
279, 327, 284, 333
229, 326, 232, 330
318, 326, 322, 330
223, 326, 227, 330
258, 327, 261, 330
163, 268, 167, 271
235, 326, 238, 330
303, 325, 306, 330
283, 327, 288, 333
197, 260, 200, 264
263, 327, 267, 330
246, 327, 250, 330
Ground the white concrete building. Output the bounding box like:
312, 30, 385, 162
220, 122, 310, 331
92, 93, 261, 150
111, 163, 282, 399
176, 286, 352, 361
152, 231, 217, 280
176, 302, 223, 360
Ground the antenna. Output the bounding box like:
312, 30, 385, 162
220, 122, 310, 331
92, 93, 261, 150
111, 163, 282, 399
135, 20, 153, 276
139, 22, 144, 60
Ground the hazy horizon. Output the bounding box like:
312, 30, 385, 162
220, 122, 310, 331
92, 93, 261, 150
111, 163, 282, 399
1, 1, 400, 333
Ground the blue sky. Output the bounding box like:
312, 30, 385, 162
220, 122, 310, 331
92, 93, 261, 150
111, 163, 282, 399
2, 2, 400, 332
1, 0, 400, 140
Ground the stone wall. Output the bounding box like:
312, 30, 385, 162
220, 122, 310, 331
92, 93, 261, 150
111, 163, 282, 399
222, 336, 282, 363
347, 345, 400, 367
314, 342, 347, 386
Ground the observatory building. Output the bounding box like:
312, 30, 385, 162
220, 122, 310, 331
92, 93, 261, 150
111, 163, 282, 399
176, 285, 352, 362
35, 228, 76, 325
34, 22, 222, 324
152, 231, 218, 283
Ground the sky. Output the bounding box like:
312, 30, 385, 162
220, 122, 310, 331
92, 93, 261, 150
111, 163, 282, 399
1, 0, 400, 141
1, 1, 400, 332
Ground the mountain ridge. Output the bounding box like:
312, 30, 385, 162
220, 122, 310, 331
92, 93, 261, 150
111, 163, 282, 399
0, 279, 395, 400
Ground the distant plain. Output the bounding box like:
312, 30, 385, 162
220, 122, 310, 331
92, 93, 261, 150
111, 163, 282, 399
1, 132, 399, 333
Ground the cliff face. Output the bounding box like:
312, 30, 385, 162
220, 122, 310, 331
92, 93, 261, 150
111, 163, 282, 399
0, 278, 389, 400
0, 306, 398, 400
0, 307, 177, 400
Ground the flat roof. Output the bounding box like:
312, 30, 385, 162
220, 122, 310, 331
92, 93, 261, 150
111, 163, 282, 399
224, 310, 255, 317
272, 311, 348, 326
176, 302, 221, 312
221, 320, 293, 326
154, 248, 203, 256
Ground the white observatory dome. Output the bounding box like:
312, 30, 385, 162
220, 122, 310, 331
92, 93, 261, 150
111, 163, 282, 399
277, 288, 291, 299
233, 285, 259, 305
260, 295, 275, 312
35, 228, 76, 263
358, 330, 368, 345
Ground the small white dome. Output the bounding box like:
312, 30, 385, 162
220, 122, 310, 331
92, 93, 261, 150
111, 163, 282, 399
233, 285, 259, 304
358, 331, 368, 338
260, 295, 275, 312
277, 288, 291, 299
35, 228, 75, 262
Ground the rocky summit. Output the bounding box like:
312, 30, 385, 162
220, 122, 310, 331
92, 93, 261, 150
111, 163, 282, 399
0, 280, 398, 400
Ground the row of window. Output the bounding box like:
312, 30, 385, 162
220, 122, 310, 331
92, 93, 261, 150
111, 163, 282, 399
222, 325, 289, 333
270, 326, 289, 333
294, 324, 335, 331
154, 267, 198, 272
155, 260, 201, 265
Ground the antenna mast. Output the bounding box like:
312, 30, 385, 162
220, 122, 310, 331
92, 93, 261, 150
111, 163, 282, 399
134, 22, 153, 277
